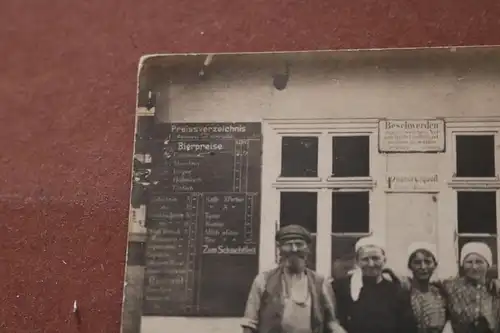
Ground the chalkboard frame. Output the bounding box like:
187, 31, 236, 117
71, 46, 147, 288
128, 116, 263, 318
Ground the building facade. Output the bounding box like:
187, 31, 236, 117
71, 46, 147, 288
126, 48, 500, 333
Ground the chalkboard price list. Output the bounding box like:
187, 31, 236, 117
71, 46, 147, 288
142, 122, 262, 317
200, 193, 256, 250
143, 193, 200, 315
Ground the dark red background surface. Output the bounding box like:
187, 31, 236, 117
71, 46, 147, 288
1, 1, 500, 332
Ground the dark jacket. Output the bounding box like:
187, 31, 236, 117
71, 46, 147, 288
332, 276, 418, 333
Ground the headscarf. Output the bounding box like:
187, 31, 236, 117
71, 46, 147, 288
350, 235, 386, 301
354, 235, 386, 253
460, 242, 492, 267
275, 224, 312, 244
407, 242, 438, 263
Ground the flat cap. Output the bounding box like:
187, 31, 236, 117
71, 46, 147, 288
275, 224, 312, 243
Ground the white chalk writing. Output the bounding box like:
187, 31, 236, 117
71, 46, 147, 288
171, 124, 246, 133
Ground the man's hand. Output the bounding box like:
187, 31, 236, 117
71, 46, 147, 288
331, 322, 347, 333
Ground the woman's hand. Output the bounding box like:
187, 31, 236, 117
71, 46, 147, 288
382, 268, 412, 290
381, 267, 399, 282
487, 279, 500, 295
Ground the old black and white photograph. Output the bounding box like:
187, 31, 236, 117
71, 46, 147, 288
121, 46, 500, 333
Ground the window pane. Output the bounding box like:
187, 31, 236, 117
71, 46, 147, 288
331, 236, 362, 280
332, 192, 370, 233
280, 192, 317, 269
332, 136, 370, 177
456, 135, 495, 177
458, 236, 497, 279
280, 192, 317, 233
457, 191, 497, 234
281, 137, 318, 177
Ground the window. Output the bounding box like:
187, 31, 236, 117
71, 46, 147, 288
457, 191, 496, 234
331, 191, 370, 278
332, 192, 370, 233
281, 136, 318, 178
456, 135, 495, 177
262, 120, 383, 278
448, 122, 500, 278
332, 136, 370, 177
456, 191, 498, 278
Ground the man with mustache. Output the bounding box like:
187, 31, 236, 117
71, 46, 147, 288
241, 225, 345, 333
332, 236, 417, 333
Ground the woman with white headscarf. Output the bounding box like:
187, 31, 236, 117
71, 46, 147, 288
441, 242, 500, 333
331, 236, 418, 333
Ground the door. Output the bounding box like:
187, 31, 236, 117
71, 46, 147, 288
385, 193, 439, 275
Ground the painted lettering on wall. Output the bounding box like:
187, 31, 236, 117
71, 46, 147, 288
386, 174, 439, 191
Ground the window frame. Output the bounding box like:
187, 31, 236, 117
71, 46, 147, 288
260, 119, 385, 277
443, 118, 500, 277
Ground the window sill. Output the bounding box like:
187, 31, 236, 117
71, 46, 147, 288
456, 233, 497, 238
276, 177, 321, 182
272, 177, 376, 189
326, 177, 376, 189
448, 177, 500, 189
331, 232, 372, 237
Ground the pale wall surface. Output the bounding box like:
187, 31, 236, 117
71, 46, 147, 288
162, 66, 500, 122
